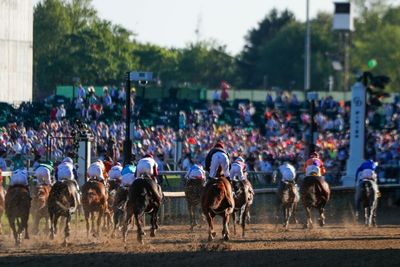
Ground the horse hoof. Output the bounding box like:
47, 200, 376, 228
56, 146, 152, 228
318, 220, 325, 227
150, 231, 156, 237
208, 236, 213, 242
303, 224, 308, 229
211, 232, 216, 238
223, 235, 230, 242
62, 241, 68, 247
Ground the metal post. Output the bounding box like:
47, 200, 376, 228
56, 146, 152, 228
343, 31, 350, 91
304, 0, 311, 92
124, 72, 132, 165
308, 99, 316, 157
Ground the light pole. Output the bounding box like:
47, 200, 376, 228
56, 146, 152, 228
123, 71, 153, 165
123, 72, 132, 165
304, 0, 311, 92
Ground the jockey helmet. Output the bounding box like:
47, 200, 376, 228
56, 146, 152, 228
62, 157, 73, 164
310, 151, 319, 158
144, 153, 153, 158
214, 142, 224, 149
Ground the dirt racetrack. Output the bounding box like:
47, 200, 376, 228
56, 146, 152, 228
1, 220, 400, 267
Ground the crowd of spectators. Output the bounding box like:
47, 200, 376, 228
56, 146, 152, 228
0, 85, 400, 185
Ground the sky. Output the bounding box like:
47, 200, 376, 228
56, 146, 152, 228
34, 0, 340, 55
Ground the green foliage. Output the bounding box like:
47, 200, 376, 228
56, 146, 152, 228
33, 0, 400, 94
352, 5, 400, 90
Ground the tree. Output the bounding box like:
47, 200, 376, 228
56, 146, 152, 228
238, 9, 295, 88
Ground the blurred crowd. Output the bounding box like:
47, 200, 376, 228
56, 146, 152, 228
1, 85, 400, 185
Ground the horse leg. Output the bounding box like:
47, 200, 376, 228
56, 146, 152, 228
9, 217, 19, 246
318, 206, 326, 227
23, 213, 29, 240
49, 213, 55, 240
84, 210, 90, 239
150, 208, 159, 237
91, 212, 97, 236
291, 203, 299, 225
97, 210, 103, 237
303, 206, 313, 229
135, 213, 145, 244
205, 211, 215, 242
122, 205, 133, 244
188, 204, 194, 231
222, 211, 230, 241
241, 205, 249, 237
364, 207, 369, 227
63, 213, 71, 247
232, 210, 237, 235
32, 212, 39, 235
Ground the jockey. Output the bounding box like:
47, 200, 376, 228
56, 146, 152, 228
135, 154, 158, 182
278, 161, 296, 183
205, 142, 230, 180
304, 152, 326, 176
108, 163, 123, 182
185, 163, 206, 181
33, 161, 54, 186
230, 156, 247, 181
121, 161, 136, 187
9, 168, 29, 187
56, 157, 80, 191
87, 159, 106, 182
354, 160, 380, 214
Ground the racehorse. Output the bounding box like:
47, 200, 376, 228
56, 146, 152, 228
122, 175, 163, 244
81, 179, 108, 238
31, 184, 51, 235
111, 185, 130, 238
276, 180, 299, 230
360, 180, 379, 227
232, 179, 254, 237
5, 185, 31, 246
0, 179, 5, 235
48, 180, 80, 245
184, 179, 204, 231
300, 175, 330, 229
201, 175, 234, 242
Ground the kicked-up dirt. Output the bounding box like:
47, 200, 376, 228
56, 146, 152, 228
0, 220, 400, 267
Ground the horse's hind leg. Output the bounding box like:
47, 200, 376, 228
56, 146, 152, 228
63, 213, 71, 246
318, 206, 326, 227
205, 211, 216, 242
150, 208, 159, 237
96, 210, 103, 237
188, 204, 194, 231
222, 212, 230, 241
364, 207, 369, 226
303, 206, 313, 229
135, 213, 145, 244
232, 211, 237, 235
122, 205, 134, 244
23, 214, 29, 240
241, 205, 249, 237
291, 203, 299, 225
84, 211, 90, 239
8, 218, 19, 246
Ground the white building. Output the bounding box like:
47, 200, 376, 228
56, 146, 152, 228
0, 0, 33, 104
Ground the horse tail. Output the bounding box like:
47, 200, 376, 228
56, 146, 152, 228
305, 183, 317, 207
87, 188, 98, 205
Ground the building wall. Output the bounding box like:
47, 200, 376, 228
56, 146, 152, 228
0, 0, 33, 104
